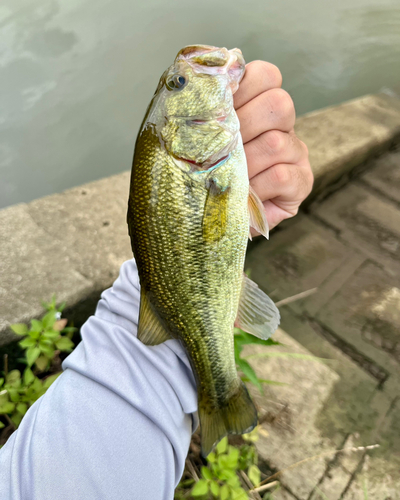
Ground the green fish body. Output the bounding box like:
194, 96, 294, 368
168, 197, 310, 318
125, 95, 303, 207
127, 45, 279, 456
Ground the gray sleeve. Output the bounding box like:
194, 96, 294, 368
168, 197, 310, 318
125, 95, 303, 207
0, 259, 198, 500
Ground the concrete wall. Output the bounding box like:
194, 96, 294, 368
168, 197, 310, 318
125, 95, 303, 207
1, 93, 400, 346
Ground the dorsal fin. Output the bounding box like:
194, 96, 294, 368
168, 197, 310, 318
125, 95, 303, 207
235, 274, 280, 340
137, 289, 172, 345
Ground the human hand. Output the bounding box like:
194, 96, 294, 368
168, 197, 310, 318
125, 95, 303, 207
234, 61, 313, 232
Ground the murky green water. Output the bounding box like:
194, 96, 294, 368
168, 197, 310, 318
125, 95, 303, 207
1, 0, 399, 208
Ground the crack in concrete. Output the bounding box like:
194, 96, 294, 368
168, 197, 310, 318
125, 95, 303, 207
305, 315, 389, 386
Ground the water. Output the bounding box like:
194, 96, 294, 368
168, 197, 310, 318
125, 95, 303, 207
1, 0, 399, 209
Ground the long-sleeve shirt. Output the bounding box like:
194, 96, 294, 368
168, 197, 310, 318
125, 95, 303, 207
0, 259, 199, 499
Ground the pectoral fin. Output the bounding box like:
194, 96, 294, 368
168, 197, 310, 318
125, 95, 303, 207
138, 290, 172, 345
248, 186, 269, 239
235, 274, 280, 340
202, 179, 231, 243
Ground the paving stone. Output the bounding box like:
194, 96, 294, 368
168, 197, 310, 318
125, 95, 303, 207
361, 146, 400, 204
342, 453, 400, 500
0, 204, 92, 346
314, 183, 400, 275
277, 309, 380, 445
246, 215, 356, 316
315, 260, 400, 385
244, 329, 341, 499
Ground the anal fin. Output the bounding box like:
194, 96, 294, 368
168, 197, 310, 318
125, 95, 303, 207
235, 274, 280, 340
138, 289, 172, 345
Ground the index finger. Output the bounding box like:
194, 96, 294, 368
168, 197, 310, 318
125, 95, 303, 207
234, 60, 283, 110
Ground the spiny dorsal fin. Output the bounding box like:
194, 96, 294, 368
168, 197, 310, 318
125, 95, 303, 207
236, 274, 280, 340
138, 289, 172, 345
202, 179, 231, 243
248, 185, 269, 239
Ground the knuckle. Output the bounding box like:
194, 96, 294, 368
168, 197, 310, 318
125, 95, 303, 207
272, 164, 292, 186
263, 130, 286, 155
270, 88, 295, 118
248, 60, 283, 88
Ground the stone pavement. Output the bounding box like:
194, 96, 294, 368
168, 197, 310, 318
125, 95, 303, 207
245, 145, 400, 499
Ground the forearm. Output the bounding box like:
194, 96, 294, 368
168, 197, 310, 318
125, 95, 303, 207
0, 259, 198, 500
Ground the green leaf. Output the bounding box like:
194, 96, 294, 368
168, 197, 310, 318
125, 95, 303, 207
42, 330, 60, 340
201, 466, 213, 480
0, 378, 3, 388
209, 480, 219, 497
40, 346, 55, 358
226, 476, 240, 488
207, 452, 216, 463
19, 337, 36, 349
11, 412, 23, 427
225, 447, 239, 469
10, 323, 28, 336
58, 301, 66, 312
55, 337, 74, 352
0, 402, 15, 414
7, 388, 19, 402
237, 358, 262, 393
30, 319, 43, 332
216, 437, 228, 454
191, 479, 209, 496
0, 421, 4, 429
42, 311, 57, 330
219, 468, 236, 481
23, 367, 35, 386
248, 465, 261, 486
6, 370, 21, 385
231, 487, 248, 500
16, 402, 28, 415
220, 484, 229, 500
34, 355, 49, 372
62, 326, 76, 333
234, 329, 281, 349
31, 377, 43, 393
26, 346, 41, 366
43, 373, 61, 389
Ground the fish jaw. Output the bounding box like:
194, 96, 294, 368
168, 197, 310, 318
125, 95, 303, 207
174, 45, 245, 93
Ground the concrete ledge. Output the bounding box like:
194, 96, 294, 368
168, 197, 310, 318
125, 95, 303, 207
0, 173, 133, 346
295, 93, 400, 197
1, 93, 400, 345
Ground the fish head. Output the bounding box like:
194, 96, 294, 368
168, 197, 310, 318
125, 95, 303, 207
147, 45, 245, 170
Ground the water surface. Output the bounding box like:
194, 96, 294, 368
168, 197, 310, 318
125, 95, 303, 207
1, 0, 399, 208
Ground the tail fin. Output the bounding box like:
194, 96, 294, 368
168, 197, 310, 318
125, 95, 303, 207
199, 381, 258, 457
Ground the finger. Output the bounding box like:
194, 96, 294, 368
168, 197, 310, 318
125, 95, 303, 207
245, 130, 307, 179
251, 199, 297, 233
234, 60, 282, 110
237, 88, 296, 144
249, 162, 313, 208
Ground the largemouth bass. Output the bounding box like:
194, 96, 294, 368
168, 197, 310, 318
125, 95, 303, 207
127, 45, 280, 456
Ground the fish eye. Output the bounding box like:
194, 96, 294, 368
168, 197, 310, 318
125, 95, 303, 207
166, 74, 187, 91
